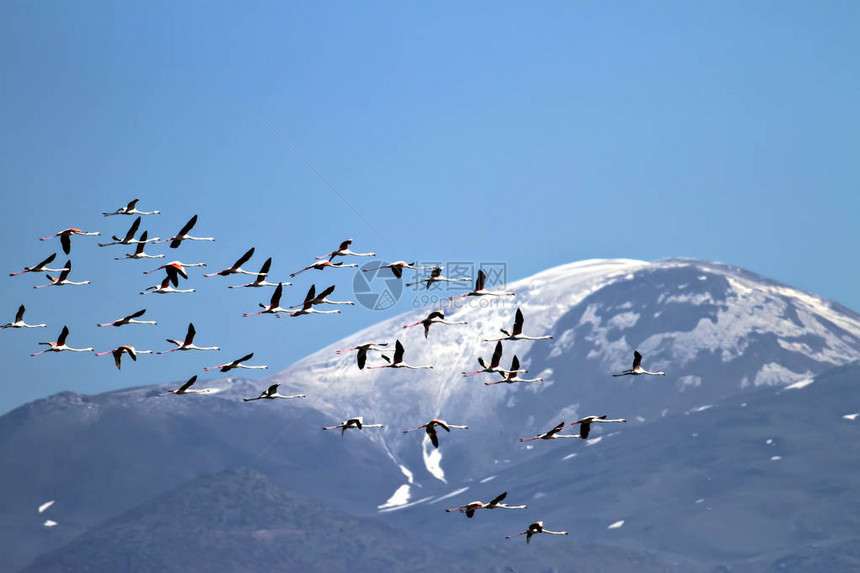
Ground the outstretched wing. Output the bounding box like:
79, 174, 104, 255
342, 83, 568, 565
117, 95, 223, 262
303, 284, 317, 304
490, 341, 503, 368
316, 284, 336, 300
236, 352, 254, 364
475, 269, 486, 291
271, 283, 283, 306
60, 234, 71, 255
266, 383, 280, 395
632, 350, 643, 370
337, 239, 352, 251
58, 325, 70, 346
510, 355, 520, 373
15, 305, 25, 323
184, 323, 196, 345
546, 421, 566, 438
427, 426, 439, 448
234, 247, 255, 268
258, 257, 272, 276
391, 265, 403, 279
128, 309, 147, 319
579, 421, 591, 439
37, 253, 57, 267
58, 260, 71, 281
393, 339, 404, 363
489, 491, 507, 506
177, 375, 197, 393
513, 308, 524, 336
124, 217, 141, 241
357, 347, 368, 370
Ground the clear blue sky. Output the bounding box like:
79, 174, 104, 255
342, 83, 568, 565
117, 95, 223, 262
1, 1, 858, 415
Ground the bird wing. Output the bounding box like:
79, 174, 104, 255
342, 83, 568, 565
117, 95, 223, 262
391, 265, 403, 279
510, 355, 520, 373
393, 340, 404, 363
304, 284, 317, 304
258, 257, 272, 276
126, 346, 137, 361
58, 261, 71, 281
124, 217, 141, 241
513, 308, 524, 335
428, 426, 439, 448
15, 305, 25, 323
126, 198, 139, 210
475, 269, 486, 291
184, 323, 196, 345
58, 326, 69, 346
177, 376, 197, 393
489, 491, 507, 506
165, 265, 180, 287
317, 284, 336, 300
234, 247, 255, 268
113, 350, 123, 370
129, 309, 147, 319
357, 348, 368, 370
266, 383, 280, 395
546, 421, 566, 437
271, 283, 283, 306
431, 267, 442, 278
633, 350, 642, 370
490, 341, 503, 368
60, 234, 71, 254
237, 352, 254, 364
338, 239, 352, 251
465, 507, 476, 518
579, 421, 591, 439
37, 253, 57, 267
159, 277, 171, 289
178, 215, 197, 236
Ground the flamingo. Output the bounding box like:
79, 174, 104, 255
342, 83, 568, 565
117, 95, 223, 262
322, 416, 383, 434
95, 345, 152, 370
613, 351, 665, 377
484, 355, 542, 385
1, 305, 46, 329
362, 261, 434, 279
33, 261, 90, 289
158, 375, 215, 396
506, 521, 568, 543
103, 198, 160, 217
403, 310, 468, 338
336, 342, 390, 370
203, 247, 258, 277
461, 342, 526, 377
157, 323, 219, 353
403, 419, 468, 448
97, 309, 156, 327
10, 253, 66, 277
286, 285, 343, 317
290, 260, 358, 278
243, 383, 306, 401
519, 421, 581, 442
244, 282, 291, 317
446, 492, 527, 518
289, 284, 353, 308
157, 215, 215, 248
143, 261, 207, 280
140, 276, 194, 295
484, 308, 552, 341
114, 231, 164, 260
315, 238, 375, 261
204, 352, 268, 373
97, 217, 159, 247
366, 339, 433, 370
405, 267, 471, 289
454, 269, 515, 299
570, 415, 627, 439
40, 228, 100, 254
30, 326, 93, 355
228, 258, 291, 288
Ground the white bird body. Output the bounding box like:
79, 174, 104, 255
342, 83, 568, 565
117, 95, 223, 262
204, 247, 259, 277
140, 277, 194, 295
228, 258, 291, 288
403, 418, 468, 448
157, 215, 215, 248
33, 261, 90, 289
613, 351, 665, 376
366, 339, 432, 370
291, 260, 358, 278
159, 375, 215, 396
243, 383, 305, 401
336, 342, 390, 369
461, 342, 526, 377
405, 266, 471, 289
289, 285, 353, 308
315, 239, 375, 261
403, 310, 467, 338
95, 345, 152, 370
519, 421, 581, 442
484, 355, 541, 385
98, 217, 160, 247
454, 269, 515, 299
1, 305, 46, 329
39, 228, 100, 254
30, 326, 93, 356
205, 352, 268, 372
158, 323, 219, 353
114, 231, 164, 260
97, 309, 156, 327
446, 492, 526, 517
363, 260, 435, 279
506, 521, 568, 543
245, 283, 292, 316
103, 198, 160, 216
484, 308, 552, 341
10, 253, 66, 276
322, 416, 383, 435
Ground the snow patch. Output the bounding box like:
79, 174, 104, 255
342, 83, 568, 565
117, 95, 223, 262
687, 405, 712, 414
480, 475, 496, 484
423, 441, 446, 483
562, 452, 578, 461
843, 413, 859, 421
677, 375, 702, 391
771, 456, 782, 461
378, 484, 411, 509
784, 378, 814, 390
430, 486, 470, 504
43, 520, 58, 527
586, 436, 603, 446
38, 500, 55, 514
608, 520, 625, 529
755, 363, 813, 387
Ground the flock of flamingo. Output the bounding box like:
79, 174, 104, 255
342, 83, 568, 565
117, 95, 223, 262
6, 198, 667, 542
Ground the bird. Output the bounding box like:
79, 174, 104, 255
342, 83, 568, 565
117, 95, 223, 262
103, 198, 160, 216
289, 284, 353, 308
95, 345, 152, 370
286, 284, 344, 317
322, 416, 383, 435
244, 282, 291, 316
243, 383, 306, 401
140, 276, 194, 295
143, 261, 207, 281
613, 350, 665, 377
33, 261, 90, 289
403, 310, 468, 338
203, 247, 258, 277
505, 521, 568, 543
405, 266, 471, 289
114, 231, 164, 260
290, 260, 358, 278
30, 326, 93, 356
453, 269, 515, 299
158, 323, 219, 353
97, 217, 159, 247
204, 353, 268, 373
483, 308, 552, 341
97, 309, 157, 327
39, 228, 100, 254
570, 415, 627, 439
315, 238, 375, 261
518, 421, 581, 442
227, 258, 291, 288
403, 419, 468, 448
336, 342, 390, 370
366, 339, 433, 369
158, 375, 215, 396
484, 355, 542, 385
362, 261, 435, 279
446, 492, 527, 518
10, 253, 66, 276
461, 342, 526, 377
157, 215, 215, 248
1, 305, 46, 329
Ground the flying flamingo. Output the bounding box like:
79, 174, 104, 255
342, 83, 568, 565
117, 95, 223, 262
362, 261, 435, 279
244, 282, 290, 317
570, 415, 627, 439
461, 342, 526, 377
97, 217, 159, 247
114, 232, 164, 260
446, 492, 527, 518
286, 285, 343, 317
505, 521, 568, 543
1, 305, 46, 329
204, 352, 268, 373
402, 418, 468, 448
97, 309, 157, 327
10, 253, 66, 277
33, 261, 90, 289
322, 416, 383, 435
613, 351, 665, 377
30, 326, 93, 356
143, 261, 207, 281
157, 215, 215, 248
103, 198, 160, 217
484, 308, 552, 341
95, 345, 152, 370
403, 310, 468, 338
157, 323, 219, 353
203, 247, 258, 277
336, 342, 390, 370
405, 267, 471, 289
453, 270, 515, 299
289, 284, 353, 308
158, 375, 215, 396
484, 355, 542, 385
519, 421, 581, 442
243, 384, 306, 401
40, 228, 100, 254
290, 260, 358, 278
316, 238, 375, 261
140, 276, 194, 295
228, 258, 291, 288
366, 339, 433, 370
